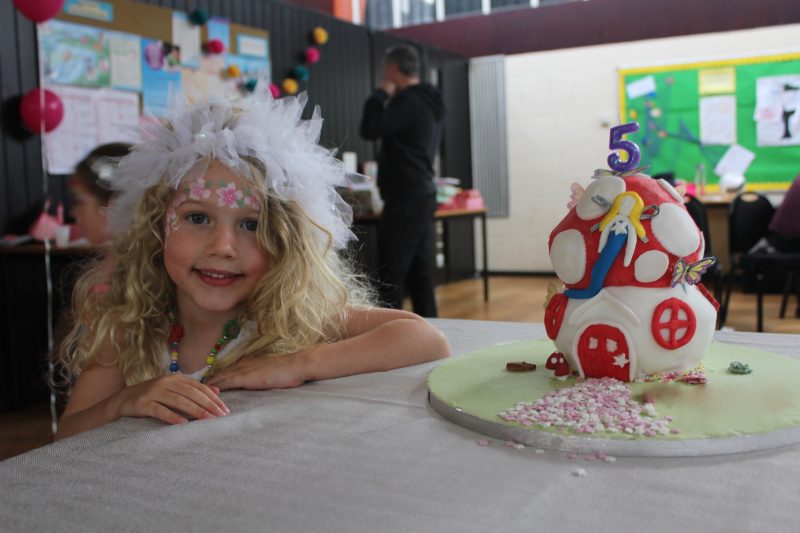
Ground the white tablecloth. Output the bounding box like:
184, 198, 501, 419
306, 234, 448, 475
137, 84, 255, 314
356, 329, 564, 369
2, 319, 799, 533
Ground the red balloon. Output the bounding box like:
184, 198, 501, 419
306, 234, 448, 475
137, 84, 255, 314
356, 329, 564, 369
206, 39, 225, 54
20, 88, 64, 133
12, 0, 65, 23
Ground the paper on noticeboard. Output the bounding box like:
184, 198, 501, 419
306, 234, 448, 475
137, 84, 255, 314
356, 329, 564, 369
699, 95, 737, 145
698, 67, 736, 95
172, 12, 201, 68
754, 74, 800, 147
714, 144, 755, 177
109, 33, 141, 90
626, 76, 656, 100
44, 85, 139, 174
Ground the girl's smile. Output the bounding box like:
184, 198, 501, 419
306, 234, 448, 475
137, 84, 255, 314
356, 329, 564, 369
193, 268, 245, 287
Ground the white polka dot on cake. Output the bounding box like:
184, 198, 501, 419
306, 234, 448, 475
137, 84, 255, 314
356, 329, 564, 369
575, 176, 626, 220
549, 229, 586, 284
634, 250, 669, 283
650, 203, 700, 257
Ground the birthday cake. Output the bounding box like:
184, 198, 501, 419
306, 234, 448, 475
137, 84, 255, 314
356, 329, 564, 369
544, 123, 718, 381
427, 124, 800, 456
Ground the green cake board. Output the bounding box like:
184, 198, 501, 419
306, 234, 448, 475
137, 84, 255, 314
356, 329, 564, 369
428, 340, 800, 457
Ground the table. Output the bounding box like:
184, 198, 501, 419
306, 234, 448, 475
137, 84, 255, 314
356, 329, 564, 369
356, 208, 489, 301
1, 319, 799, 533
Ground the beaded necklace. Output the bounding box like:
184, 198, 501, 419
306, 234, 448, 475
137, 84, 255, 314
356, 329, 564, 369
167, 311, 241, 383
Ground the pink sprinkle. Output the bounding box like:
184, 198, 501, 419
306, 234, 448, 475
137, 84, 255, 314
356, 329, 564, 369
567, 453, 578, 460
478, 439, 490, 447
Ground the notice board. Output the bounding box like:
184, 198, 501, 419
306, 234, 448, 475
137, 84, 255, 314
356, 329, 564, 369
618, 52, 800, 191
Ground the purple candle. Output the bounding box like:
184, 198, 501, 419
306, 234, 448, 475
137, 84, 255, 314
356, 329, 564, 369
607, 122, 641, 172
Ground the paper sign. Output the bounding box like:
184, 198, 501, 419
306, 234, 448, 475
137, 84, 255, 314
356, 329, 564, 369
626, 76, 656, 100
714, 144, 755, 177
754, 74, 800, 147
172, 12, 201, 68
44, 85, 140, 174
141, 39, 182, 117
237, 35, 269, 58
698, 67, 736, 95
64, 0, 114, 22
109, 33, 141, 90
699, 95, 737, 145
39, 20, 111, 87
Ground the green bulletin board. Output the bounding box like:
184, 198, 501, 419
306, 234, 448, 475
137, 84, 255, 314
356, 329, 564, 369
619, 52, 800, 191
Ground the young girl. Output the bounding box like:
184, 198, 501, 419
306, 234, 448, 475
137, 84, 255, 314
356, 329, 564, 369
55, 88, 451, 439
68, 142, 132, 246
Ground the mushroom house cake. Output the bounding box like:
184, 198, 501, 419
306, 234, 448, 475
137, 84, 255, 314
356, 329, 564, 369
545, 123, 718, 382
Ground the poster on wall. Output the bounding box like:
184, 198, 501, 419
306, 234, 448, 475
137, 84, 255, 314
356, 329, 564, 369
755, 74, 800, 147
141, 39, 182, 117
172, 11, 201, 69
39, 20, 111, 87
44, 85, 140, 174
109, 32, 141, 91
699, 95, 737, 145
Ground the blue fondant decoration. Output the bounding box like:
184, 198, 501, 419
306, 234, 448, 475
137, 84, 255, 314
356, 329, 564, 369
565, 231, 626, 299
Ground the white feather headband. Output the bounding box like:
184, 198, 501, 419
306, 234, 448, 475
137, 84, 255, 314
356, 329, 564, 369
108, 85, 354, 250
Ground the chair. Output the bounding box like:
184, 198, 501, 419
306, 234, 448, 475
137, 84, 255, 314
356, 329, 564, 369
723, 192, 800, 331
683, 195, 725, 311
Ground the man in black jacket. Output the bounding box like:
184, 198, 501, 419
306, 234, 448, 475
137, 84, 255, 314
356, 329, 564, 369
360, 45, 445, 317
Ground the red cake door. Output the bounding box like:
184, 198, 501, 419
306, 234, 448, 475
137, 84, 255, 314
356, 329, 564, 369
576, 324, 632, 381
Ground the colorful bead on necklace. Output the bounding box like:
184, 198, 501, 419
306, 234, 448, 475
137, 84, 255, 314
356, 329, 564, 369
167, 311, 241, 383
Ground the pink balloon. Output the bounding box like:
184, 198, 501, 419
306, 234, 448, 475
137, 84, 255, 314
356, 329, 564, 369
20, 88, 64, 133
12, 0, 65, 23
305, 47, 320, 64
268, 83, 281, 99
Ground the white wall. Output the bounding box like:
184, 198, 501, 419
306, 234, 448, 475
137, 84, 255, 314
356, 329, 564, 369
490, 23, 800, 272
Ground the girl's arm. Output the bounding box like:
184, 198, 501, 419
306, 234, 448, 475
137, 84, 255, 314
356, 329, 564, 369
56, 358, 230, 440
208, 307, 451, 390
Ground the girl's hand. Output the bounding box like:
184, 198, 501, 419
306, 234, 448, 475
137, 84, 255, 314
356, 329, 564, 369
112, 374, 229, 425
207, 352, 309, 391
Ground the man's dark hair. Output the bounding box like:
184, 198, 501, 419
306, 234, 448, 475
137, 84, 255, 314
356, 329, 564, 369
384, 45, 420, 77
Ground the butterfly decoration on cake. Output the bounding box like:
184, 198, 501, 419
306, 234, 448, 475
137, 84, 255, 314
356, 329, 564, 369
670, 257, 717, 288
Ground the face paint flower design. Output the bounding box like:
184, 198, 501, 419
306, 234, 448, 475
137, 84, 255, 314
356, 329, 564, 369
165, 207, 178, 237
217, 182, 244, 208
243, 191, 262, 211
188, 177, 212, 201
165, 192, 187, 237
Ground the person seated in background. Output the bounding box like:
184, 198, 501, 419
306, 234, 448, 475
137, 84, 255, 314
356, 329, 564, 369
767, 173, 800, 253
68, 143, 132, 246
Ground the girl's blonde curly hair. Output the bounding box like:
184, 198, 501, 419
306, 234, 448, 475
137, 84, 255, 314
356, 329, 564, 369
56, 155, 372, 389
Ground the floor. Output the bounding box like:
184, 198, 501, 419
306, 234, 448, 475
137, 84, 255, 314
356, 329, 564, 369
2, 275, 798, 460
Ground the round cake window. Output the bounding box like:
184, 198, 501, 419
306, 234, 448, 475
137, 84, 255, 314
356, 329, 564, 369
651, 298, 697, 349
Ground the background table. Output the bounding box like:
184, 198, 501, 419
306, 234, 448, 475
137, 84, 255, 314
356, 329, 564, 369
354, 208, 489, 301
1, 319, 799, 533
